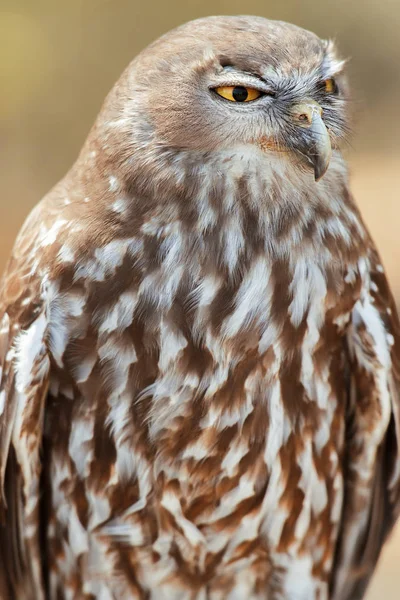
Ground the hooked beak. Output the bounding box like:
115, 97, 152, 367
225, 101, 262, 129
290, 99, 332, 181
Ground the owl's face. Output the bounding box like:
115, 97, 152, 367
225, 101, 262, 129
123, 17, 350, 182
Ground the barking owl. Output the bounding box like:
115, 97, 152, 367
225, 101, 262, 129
0, 15, 399, 600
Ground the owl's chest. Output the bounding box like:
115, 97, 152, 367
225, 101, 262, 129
50, 241, 354, 438
50, 245, 353, 479
143, 260, 350, 476
45, 239, 356, 598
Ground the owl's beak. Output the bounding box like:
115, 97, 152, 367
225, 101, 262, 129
291, 99, 332, 181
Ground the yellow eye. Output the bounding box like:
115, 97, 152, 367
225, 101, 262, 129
324, 78, 337, 93
214, 86, 262, 102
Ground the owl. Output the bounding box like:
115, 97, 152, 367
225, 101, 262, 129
0, 15, 399, 600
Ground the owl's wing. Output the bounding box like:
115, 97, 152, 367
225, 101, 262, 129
0, 236, 51, 599
331, 248, 400, 600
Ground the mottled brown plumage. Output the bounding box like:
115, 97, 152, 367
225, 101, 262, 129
0, 15, 399, 600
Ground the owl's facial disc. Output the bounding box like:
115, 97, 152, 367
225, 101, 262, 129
209, 71, 334, 181
138, 19, 349, 184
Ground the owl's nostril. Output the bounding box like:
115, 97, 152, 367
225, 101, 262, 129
291, 99, 323, 127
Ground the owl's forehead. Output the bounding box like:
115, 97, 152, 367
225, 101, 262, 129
144, 16, 326, 78
211, 22, 324, 75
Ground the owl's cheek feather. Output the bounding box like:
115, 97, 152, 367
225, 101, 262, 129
258, 137, 288, 153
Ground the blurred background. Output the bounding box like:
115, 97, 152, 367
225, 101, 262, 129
1, 0, 399, 597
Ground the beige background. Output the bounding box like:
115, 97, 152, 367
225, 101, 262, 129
1, 1, 400, 597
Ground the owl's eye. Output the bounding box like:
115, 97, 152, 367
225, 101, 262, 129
214, 86, 262, 102
324, 78, 338, 94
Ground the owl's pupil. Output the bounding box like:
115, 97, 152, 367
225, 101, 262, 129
232, 86, 248, 102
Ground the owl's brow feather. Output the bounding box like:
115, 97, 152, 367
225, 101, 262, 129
321, 40, 348, 77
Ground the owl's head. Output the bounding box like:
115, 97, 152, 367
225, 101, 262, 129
99, 16, 350, 187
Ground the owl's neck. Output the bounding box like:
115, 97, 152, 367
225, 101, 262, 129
123, 143, 353, 251
86, 115, 351, 255
76, 136, 360, 272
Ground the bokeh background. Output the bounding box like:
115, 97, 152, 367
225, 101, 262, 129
1, 0, 400, 597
